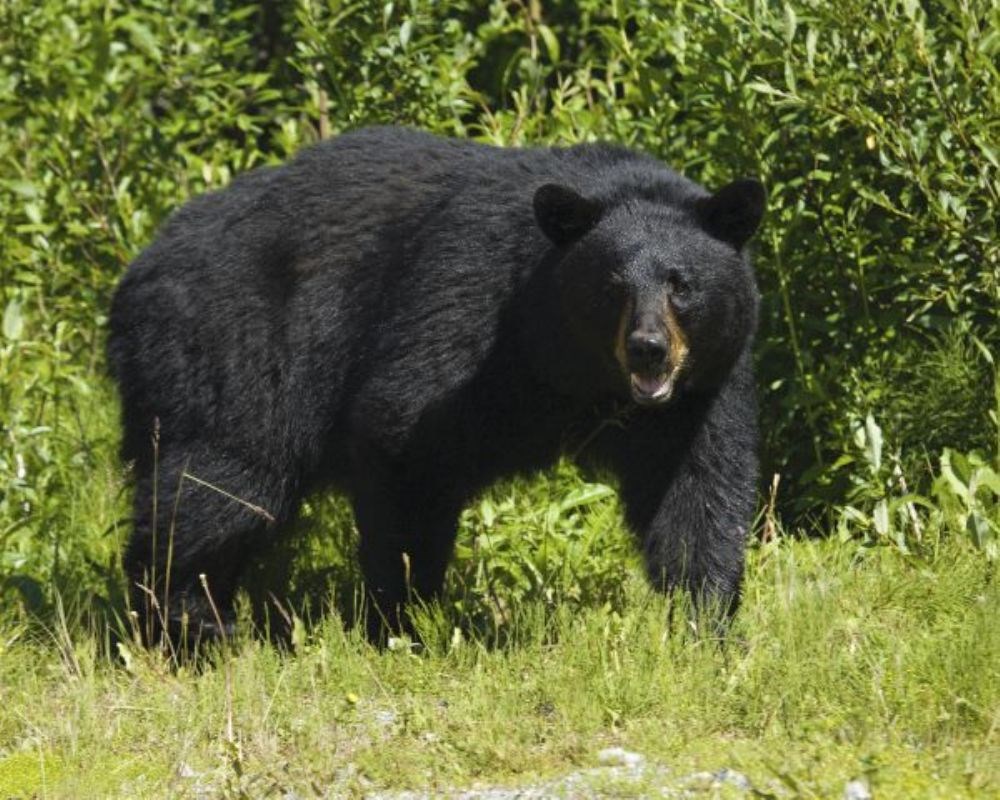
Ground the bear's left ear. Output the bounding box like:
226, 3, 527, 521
697, 178, 766, 249
534, 184, 602, 246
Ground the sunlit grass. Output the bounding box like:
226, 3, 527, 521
1, 530, 997, 798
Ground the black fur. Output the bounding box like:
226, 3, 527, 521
107, 126, 764, 641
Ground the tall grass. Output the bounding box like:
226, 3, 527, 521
1, 537, 997, 797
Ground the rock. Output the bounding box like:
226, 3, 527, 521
715, 768, 752, 791
373, 709, 398, 728
596, 747, 644, 768
844, 779, 873, 800
685, 768, 754, 793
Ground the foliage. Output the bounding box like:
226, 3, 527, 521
448, 465, 634, 634
1, 0, 998, 615
933, 449, 1000, 561
1, 0, 296, 610
835, 343, 1000, 560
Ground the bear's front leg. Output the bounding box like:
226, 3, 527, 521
610, 360, 759, 619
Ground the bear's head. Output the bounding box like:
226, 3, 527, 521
534, 178, 764, 406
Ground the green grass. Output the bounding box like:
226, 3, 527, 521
1, 534, 996, 798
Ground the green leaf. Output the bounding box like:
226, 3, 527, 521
538, 24, 560, 63
783, 4, 797, 44
805, 28, 818, 68
873, 499, 889, 535
559, 484, 615, 513
746, 80, 787, 98
865, 414, 883, 473
119, 18, 161, 62
3, 300, 23, 341
4, 180, 40, 199
971, 337, 995, 366
974, 468, 1000, 496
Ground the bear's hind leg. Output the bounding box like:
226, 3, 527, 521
125, 442, 298, 647
351, 480, 460, 643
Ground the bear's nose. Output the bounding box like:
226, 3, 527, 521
626, 331, 669, 373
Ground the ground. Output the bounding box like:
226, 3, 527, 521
1, 532, 997, 799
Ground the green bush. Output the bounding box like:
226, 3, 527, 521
1, 0, 997, 615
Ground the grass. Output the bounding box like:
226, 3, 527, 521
1, 528, 997, 798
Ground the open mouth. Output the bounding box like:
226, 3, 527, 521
629, 370, 678, 404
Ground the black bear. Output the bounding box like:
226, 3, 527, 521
108, 126, 764, 643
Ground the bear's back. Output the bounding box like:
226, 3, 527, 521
108, 128, 702, 467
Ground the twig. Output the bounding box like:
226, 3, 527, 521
180, 471, 275, 523
199, 574, 235, 746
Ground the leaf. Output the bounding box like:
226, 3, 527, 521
291, 615, 308, 651
805, 28, 818, 68
90, 13, 110, 79
971, 336, 995, 366
4, 180, 40, 199
479, 498, 496, 528
974, 467, 1000, 496
783, 4, 797, 44
3, 299, 23, 340
976, 137, 999, 168
538, 24, 560, 63
865, 414, 883, 473
117, 642, 136, 674
559, 484, 615, 513
119, 18, 162, 62
784, 60, 797, 93
873, 499, 889, 535
746, 80, 787, 98
399, 18, 412, 50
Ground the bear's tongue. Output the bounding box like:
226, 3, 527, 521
631, 372, 668, 397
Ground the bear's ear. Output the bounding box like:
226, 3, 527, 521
697, 178, 766, 249
533, 184, 602, 246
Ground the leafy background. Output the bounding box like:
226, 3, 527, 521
1, 0, 998, 625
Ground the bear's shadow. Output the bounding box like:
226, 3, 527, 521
239, 493, 366, 642
237, 493, 522, 648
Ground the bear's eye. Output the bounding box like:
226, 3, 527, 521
667, 271, 690, 298
603, 271, 625, 299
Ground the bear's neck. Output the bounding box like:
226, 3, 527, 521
507, 258, 625, 409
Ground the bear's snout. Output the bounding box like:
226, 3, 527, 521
622, 311, 687, 405
625, 330, 669, 374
